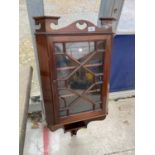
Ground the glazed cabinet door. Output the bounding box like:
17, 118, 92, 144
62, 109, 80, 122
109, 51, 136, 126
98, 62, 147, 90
48, 35, 111, 123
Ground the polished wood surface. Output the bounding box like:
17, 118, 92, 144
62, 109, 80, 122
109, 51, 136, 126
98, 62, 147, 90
34, 16, 114, 133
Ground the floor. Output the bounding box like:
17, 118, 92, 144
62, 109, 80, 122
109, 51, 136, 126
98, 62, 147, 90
23, 98, 135, 155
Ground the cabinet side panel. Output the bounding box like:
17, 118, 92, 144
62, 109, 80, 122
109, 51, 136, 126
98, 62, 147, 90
102, 35, 113, 114
35, 35, 54, 125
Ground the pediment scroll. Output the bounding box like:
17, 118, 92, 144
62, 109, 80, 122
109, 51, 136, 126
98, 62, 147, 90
33, 16, 60, 32
33, 16, 114, 34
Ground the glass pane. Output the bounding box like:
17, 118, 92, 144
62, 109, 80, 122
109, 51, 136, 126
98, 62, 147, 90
55, 43, 63, 54
66, 42, 95, 60
69, 68, 94, 89
56, 54, 78, 79
86, 83, 103, 106
54, 41, 106, 117
96, 41, 106, 51
69, 98, 92, 115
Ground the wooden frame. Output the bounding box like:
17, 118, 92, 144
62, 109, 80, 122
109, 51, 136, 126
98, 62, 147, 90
33, 16, 114, 134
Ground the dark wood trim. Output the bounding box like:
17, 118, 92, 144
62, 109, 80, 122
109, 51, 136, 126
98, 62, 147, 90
33, 16, 60, 20
60, 110, 106, 125
35, 35, 55, 125
34, 32, 114, 35
34, 16, 114, 34
102, 35, 113, 113
46, 36, 60, 124
50, 35, 109, 42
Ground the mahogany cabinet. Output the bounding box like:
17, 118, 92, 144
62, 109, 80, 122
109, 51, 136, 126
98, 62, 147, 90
33, 16, 114, 134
